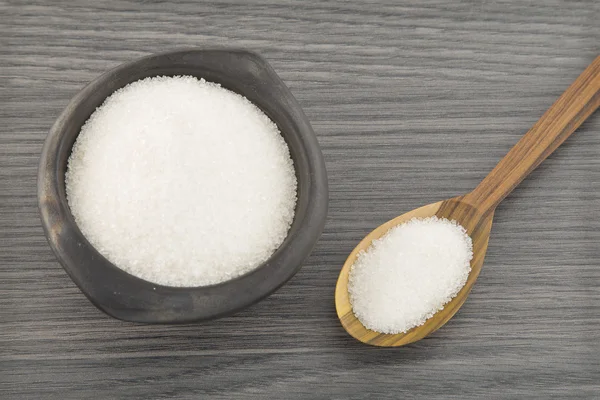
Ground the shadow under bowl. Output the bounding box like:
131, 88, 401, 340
38, 49, 328, 323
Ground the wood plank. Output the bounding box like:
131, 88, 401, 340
1, 0, 599, 398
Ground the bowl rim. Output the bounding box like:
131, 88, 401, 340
38, 48, 328, 323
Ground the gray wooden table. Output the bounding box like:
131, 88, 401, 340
2, 1, 599, 398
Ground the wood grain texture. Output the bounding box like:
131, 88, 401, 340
1, 0, 600, 398
467, 55, 600, 211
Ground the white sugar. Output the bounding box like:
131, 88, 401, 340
348, 216, 473, 334
66, 76, 297, 287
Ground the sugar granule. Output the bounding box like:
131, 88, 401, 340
66, 76, 297, 287
348, 216, 473, 334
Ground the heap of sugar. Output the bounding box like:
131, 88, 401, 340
348, 216, 473, 334
66, 76, 297, 287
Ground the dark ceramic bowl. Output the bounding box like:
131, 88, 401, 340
38, 49, 328, 323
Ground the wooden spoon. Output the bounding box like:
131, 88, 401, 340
335, 55, 600, 347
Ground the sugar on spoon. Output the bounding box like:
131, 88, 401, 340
335, 55, 600, 347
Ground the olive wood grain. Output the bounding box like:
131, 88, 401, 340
335, 55, 600, 347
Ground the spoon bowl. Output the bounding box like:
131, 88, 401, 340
335, 197, 493, 346
336, 55, 600, 346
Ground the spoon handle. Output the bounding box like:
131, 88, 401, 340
465, 55, 600, 212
